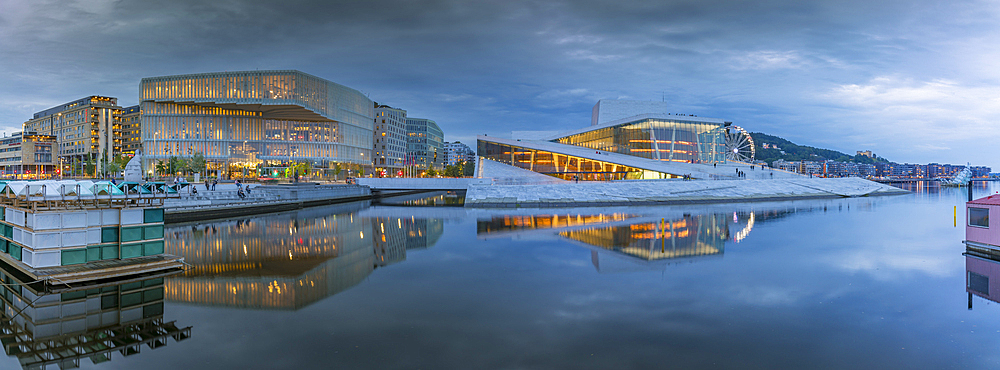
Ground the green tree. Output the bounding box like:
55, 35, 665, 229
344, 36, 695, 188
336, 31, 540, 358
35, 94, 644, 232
333, 163, 342, 180
84, 156, 96, 178
155, 160, 167, 176
462, 160, 475, 177
189, 152, 207, 176
444, 163, 461, 177
425, 167, 437, 177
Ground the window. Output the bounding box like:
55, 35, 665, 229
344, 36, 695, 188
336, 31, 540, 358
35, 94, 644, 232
970, 207, 990, 227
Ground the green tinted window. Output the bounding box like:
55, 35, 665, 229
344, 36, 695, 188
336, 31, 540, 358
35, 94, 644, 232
120, 227, 143, 242
101, 227, 118, 243
143, 209, 164, 223
61, 249, 87, 266
120, 243, 141, 259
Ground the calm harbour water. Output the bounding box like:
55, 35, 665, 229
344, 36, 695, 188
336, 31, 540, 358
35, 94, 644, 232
7, 182, 1000, 369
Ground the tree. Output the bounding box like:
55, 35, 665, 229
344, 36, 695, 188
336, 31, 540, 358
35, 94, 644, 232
425, 167, 437, 177
84, 156, 96, 178
462, 160, 476, 177
155, 160, 167, 176
105, 161, 122, 178
190, 152, 207, 176
444, 163, 462, 177
333, 163, 342, 180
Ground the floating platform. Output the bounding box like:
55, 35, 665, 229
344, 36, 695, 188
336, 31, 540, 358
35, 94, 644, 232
0, 180, 186, 287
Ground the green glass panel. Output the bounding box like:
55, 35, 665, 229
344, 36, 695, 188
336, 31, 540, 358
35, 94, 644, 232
61, 291, 86, 301
120, 243, 141, 259
120, 227, 142, 243
10, 245, 21, 261
0, 207, 5, 221
101, 227, 118, 243
143, 277, 163, 287
120, 292, 142, 307
121, 281, 142, 292
143, 225, 163, 240
3, 225, 11, 238
143, 241, 164, 256
101, 245, 118, 260
143, 209, 164, 223
142, 302, 164, 318
87, 247, 100, 262
101, 294, 118, 309
0, 239, 7, 254
61, 249, 87, 266
142, 288, 163, 302
86, 288, 100, 296
101, 286, 118, 293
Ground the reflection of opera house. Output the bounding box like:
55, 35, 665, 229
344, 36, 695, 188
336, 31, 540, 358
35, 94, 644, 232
478, 100, 733, 181
0, 270, 190, 369
164, 203, 442, 310
478, 212, 739, 272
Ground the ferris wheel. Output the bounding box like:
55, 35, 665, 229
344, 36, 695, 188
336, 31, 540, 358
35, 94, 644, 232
725, 125, 755, 163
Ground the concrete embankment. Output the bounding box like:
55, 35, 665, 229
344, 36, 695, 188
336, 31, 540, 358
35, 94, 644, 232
163, 183, 372, 223
464, 177, 909, 208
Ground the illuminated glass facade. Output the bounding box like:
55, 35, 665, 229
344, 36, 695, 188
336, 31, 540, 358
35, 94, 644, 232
555, 117, 726, 164
478, 141, 677, 180
406, 118, 444, 170
140, 70, 373, 179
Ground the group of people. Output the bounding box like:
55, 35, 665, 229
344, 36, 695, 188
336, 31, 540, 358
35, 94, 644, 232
234, 179, 252, 199
204, 179, 218, 191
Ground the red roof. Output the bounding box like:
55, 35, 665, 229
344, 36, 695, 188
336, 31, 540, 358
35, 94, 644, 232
969, 194, 1000, 205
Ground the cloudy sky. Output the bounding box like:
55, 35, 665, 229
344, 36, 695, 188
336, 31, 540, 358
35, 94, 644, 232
1, 0, 999, 167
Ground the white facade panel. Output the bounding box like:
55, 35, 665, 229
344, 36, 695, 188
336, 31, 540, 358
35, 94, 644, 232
63, 231, 86, 247
7, 209, 24, 227
87, 210, 102, 226
33, 214, 61, 230
63, 212, 87, 228
103, 209, 120, 225
86, 228, 101, 244
20, 249, 33, 266
34, 232, 61, 249
33, 250, 60, 268
121, 209, 142, 225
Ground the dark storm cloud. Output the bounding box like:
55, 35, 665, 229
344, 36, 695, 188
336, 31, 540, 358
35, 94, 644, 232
1, 0, 999, 166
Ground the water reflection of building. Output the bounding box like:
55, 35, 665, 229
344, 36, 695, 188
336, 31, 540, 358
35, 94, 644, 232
405, 217, 443, 250
165, 203, 441, 310
561, 214, 729, 261
965, 247, 1000, 308
477, 212, 759, 272
0, 270, 190, 369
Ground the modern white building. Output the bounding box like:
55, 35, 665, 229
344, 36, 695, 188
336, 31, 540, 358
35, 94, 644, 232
444, 141, 475, 166
373, 104, 407, 176
591, 99, 694, 126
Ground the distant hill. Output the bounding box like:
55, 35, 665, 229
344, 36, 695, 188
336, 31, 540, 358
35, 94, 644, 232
749, 132, 888, 164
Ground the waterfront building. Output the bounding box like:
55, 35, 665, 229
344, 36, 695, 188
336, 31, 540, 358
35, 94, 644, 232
373, 104, 407, 177
480, 109, 729, 180
591, 99, 682, 126
406, 118, 444, 171
444, 141, 475, 166
120, 105, 142, 156
0, 132, 56, 179
24, 96, 123, 174
139, 70, 374, 180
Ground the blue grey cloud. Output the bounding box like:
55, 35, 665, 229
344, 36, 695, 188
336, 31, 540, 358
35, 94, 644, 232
1, 0, 998, 166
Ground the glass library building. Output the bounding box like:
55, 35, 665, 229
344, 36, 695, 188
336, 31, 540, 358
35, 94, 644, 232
139, 70, 374, 179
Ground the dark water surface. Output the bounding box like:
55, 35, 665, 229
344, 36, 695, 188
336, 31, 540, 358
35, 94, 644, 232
7, 182, 1000, 369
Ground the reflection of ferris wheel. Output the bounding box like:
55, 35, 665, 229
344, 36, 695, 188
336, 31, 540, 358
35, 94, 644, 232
725, 125, 755, 162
